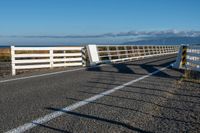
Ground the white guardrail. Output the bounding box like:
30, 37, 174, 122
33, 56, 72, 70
174, 45, 200, 72
10, 45, 179, 75
11, 46, 85, 75
86, 44, 179, 65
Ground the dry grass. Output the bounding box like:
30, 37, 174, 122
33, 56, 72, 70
181, 70, 200, 83
0, 48, 11, 62
0, 47, 82, 62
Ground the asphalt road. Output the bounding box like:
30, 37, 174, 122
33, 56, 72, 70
1, 54, 200, 133
0, 62, 11, 77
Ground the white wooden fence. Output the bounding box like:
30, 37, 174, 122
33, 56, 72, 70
87, 45, 179, 65
11, 46, 84, 75
173, 45, 200, 72
10, 45, 180, 75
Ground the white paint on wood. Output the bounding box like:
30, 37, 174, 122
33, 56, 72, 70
13, 47, 83, 51
15, 64, 51, 69
11, 46, 16, 75
11, 46, 84, 75
87, 44, 100, 65
94, 45, 178, 64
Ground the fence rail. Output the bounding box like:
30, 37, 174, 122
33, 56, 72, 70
87, 45, 179, 65
173, 45, 200, 72
8, 44, 180, 75
186, 45, 200, 71
11, 46, 84, 75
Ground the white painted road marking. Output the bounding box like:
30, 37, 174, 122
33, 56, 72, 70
0, 55, 173, 84
0, 64, 109, 84
0, 67, 85, 84
6, 65, 169, 133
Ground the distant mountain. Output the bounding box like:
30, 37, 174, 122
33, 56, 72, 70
123, 37, 200, 45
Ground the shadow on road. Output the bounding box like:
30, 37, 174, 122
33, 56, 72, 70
63, 97, 200, 125
41, 55, 199, 132
86, 55, 181, 79
45, 107, 153, 133
32, 122, 72, 133
84, 82, 200, 100
77, 91, 200, 112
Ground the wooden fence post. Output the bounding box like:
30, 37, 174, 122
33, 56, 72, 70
11, 46, 16, 75
50, 49, 54, 68
81, 47, 87, 67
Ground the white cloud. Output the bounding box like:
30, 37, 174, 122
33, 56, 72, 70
1, 30, 200, 39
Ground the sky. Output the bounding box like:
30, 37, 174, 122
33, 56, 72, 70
0, 0, 200, 45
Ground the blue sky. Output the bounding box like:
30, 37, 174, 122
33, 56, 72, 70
0, 0, 200, 45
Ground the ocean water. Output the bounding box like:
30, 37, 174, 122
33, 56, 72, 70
0, 46, 9, 48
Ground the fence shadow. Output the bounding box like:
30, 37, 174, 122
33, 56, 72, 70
32, 122, 71, 133
86, 55, 180, 79
78, 90, 199, 112
82, 84, 200, 105
45, 107, 153, 133
63, 97, 200, 125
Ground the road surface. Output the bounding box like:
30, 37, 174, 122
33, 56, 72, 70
0, 54, 200, 133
